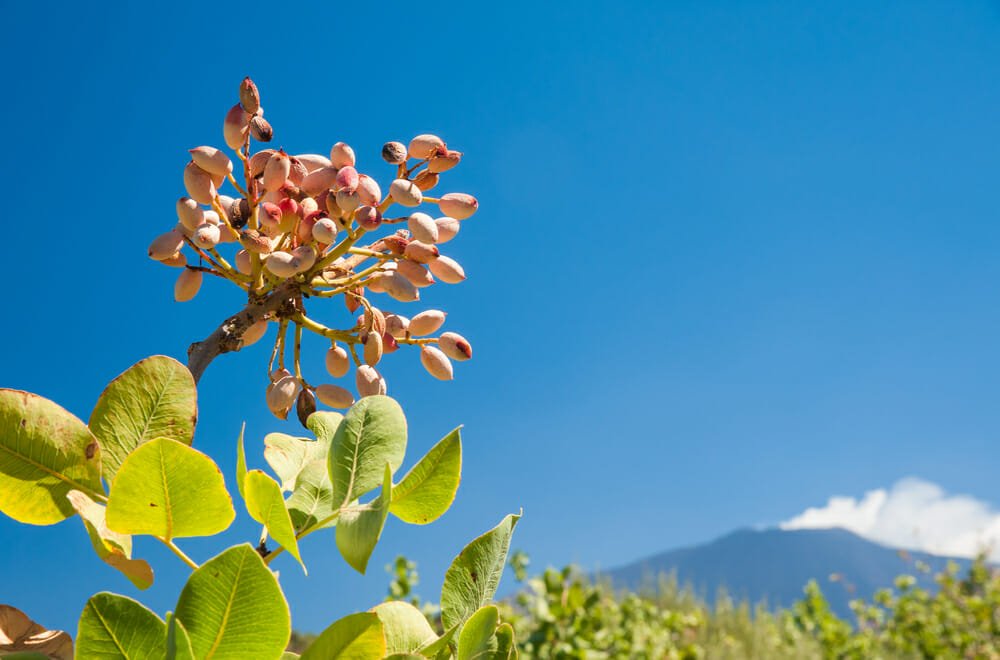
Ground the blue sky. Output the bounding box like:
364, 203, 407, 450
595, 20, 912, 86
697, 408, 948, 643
3, 0, 1000, 635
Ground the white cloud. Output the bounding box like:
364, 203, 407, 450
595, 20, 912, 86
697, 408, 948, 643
780, 477, 1000, 561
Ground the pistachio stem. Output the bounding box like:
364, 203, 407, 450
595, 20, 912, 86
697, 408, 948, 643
293, 323, 303, 379
293, 313, 358, 343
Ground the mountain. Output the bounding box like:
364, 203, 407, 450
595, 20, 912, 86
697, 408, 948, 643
602, 527, 968, 618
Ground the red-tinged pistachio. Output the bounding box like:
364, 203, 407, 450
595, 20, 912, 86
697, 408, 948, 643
160, 252, 187, 268
193, 223, 221, 249
288, 157, 307, 185
263, 150, 291, 192
403, 240, 439, 263
356, 364, 386, 397
259, 201, 282, 232
355, 205, 382, 231
413, 171, 439, 191
249, 115, 273, 142
408, 134, 446, 160
217, 194, 235, 215
249, 149, 275, 178
189, 146, 233, 178
301, 166, 339, 196
409, 310, 447, 336
235, 249, 252, 275
407, 212, 439, 243
176, 197, 204, 231
437, 192, 478, 219
239, 77, 261, 114
335, 165, 359, 192
297, 211, 321, 244
229, 198, 251, 229
295, 153, 332, 172
292, 245, 317, 272
351, 177, 378, 207
345, 287, 363, 313
329, 142, 356, 168
438, 331, 472, 360
382, 332, 399, 354
389, 178, 422, 207
382, 234, 409, 255
241, 319, 268, 347
385, 314, 410, 338
315, 383, 355, 409
336, 190, 360, 213
312, 217, 338, 244
420, 345, 454, 381
435, 216, 460, 243
264, 251, 300, 278
223, 103, 249, 150
397, 260, 435, 288
364, 332, 383, 366
427, 150, 462, 173
149, 229, 186, 260
296, 388, 317, 427
359, 307, 387, 336
325, 344, 350, 377
240, 229, 273, 254
203, 210, 221, 225
300, 197, 319, 217
174, 268, 203, 302
266, 375, 300, 420
183, 161, 217, 204
366, 271, 388, 293
382, 271, 420, 302
382, 141, 407, 164
278, 198, 301, 231
428, 255, 466, 283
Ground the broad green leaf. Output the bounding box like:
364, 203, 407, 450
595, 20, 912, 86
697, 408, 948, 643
287, 460, 338, 534
175, 544, 291, 660
372, 602, 438, 655
328, 396, 406, 507
441, 513, 521, 631
390, 428, 462, 525
264, 432, 329, 492
106, 438, 234, 539
418, 625, 459, 658
76, 592, 165, 659
67, 490, 153, 590
494, 623, 515, 659
281, 654, 301, 660
0, 604, 73, 659
457, 606, 500, 660
165, 612, 195, 660
306, 410, 344, 445
235, 424, 247, 500
243, 469, 304, 572
301, 612, 384, 660
336, 464, 392, 574
88, 356, 197, 481
0, 389, 102, 525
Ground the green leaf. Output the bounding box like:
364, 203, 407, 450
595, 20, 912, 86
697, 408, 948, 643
67, 490, 154, 590
336, 464, 392, 574
175, 544, 291, 660
235, 423, 247, 501
165, 612, 195, 660
88, 355, 197, 482
418, 625, 459, 658
457, 606, 500, 660
328, 396, 406, 507
287, 460, 338, 535
264, 429, 333, 492
301, 612, 385, 660
0, 389, 102, 525
307, 410, 344, 446
494, 623, 515, 659
243, 469, 304, 572
75, 592, 165, 660
106, 438, 234, 540
390, 428, 462, 525
441, 513, 521, 631
372, 602, 438, 655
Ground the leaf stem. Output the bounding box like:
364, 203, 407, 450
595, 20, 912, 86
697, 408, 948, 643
160, 537, 199, 570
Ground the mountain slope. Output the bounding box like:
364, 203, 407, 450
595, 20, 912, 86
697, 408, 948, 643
603, 527, 967, 617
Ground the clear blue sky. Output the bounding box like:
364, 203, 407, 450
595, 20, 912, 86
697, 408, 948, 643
2, 0, 1000, 635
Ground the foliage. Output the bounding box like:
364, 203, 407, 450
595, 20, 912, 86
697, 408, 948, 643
492, 554, 1000, 659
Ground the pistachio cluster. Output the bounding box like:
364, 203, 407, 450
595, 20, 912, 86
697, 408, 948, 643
148, 77, 477, 424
